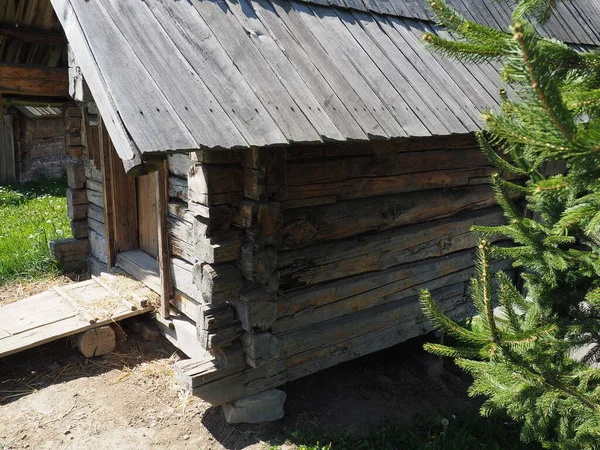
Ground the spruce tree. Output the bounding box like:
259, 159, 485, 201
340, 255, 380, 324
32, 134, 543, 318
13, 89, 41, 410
419, 1, 600, 448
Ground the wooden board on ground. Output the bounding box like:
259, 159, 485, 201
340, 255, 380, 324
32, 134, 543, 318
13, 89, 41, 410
0, 272, 155, 358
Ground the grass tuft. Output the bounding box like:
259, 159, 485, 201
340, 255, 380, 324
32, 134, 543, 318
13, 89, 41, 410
0, 178, 72, 285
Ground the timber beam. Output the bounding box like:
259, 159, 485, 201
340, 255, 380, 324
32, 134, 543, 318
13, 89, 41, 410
0, 63, 68, 98
0, 25, 66, 46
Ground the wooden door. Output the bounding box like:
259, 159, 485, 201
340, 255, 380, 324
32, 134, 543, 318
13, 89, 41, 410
136, 174, 158, 258
136, 174, 159, 258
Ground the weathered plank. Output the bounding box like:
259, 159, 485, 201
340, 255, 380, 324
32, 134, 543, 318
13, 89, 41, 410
145, 0, 288, 147
170, 256, 203, 301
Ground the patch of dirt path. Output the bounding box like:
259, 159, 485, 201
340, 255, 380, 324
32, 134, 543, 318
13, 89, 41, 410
0, 331, 477, 450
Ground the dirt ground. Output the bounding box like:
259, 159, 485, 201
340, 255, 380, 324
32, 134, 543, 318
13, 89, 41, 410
0, 325, 478, 450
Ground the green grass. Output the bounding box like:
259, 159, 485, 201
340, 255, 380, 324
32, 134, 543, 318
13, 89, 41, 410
267, 412, 542, 450
0, 178, 72, 285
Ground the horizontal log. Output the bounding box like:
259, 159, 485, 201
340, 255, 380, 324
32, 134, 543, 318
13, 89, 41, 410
280, 185, 497, 249
170, 257, 202, 300
188, 201, 237, 236
168, 175, 188, 202
187, 281, 475, 405
278, 207, 504, 289
67, 188, 87, 206
0, 25, 66, 46
199, 322, 243, 350
199, 263, 243, 304
168, 200, 192, 222
71, 219, 88, 240
242, 332, 280, 368
191, 149, 242, 165
87, 217, 105, 237
66, 162, 85, 189
287, 147, 488, 187
83, 158, 102, 183
86, 188, 103, 208
275, 251, 512, 334
285, 166, 506, 208
49, 238, 90, 261
89, 229, 107, 264
170, 290, 201, 323
86, 178, 103, 194
87, 203, 105, 224
188, 164, 243, 206
168, 215, 242, 264
199, 304, 236, 331
168, 153, 194, 178
231, 289, 277, 332
174, 347, 247, 390
0, 64, 68, 97
194, 221, 242, 264
284, 134, 477, 161
68, 202, 88, 221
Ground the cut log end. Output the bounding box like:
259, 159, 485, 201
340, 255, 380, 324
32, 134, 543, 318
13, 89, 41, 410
76, 326, 116, 357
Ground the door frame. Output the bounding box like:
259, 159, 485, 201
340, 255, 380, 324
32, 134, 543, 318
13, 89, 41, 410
98, 115, 171, 318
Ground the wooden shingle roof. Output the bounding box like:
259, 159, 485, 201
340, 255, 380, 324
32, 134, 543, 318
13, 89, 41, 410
51, 0, 599, 173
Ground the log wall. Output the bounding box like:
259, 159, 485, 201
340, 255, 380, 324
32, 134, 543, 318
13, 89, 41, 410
11, 111, 66, 182
176, 133, 512, 405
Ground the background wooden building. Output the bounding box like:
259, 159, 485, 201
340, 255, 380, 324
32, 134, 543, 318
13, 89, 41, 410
11, 0, 598, 413
0, 0, 68, 184
7, 105, 66, 182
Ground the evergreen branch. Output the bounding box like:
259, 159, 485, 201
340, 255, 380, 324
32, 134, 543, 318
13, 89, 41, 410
420, 289, 489, 345
476, 131, 529, 176
512, 24, 574, 142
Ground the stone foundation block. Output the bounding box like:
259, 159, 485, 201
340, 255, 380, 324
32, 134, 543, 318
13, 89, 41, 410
222, 389, 286, 424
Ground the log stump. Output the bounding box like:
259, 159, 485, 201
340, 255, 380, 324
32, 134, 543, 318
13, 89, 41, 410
76, 325, 116, 357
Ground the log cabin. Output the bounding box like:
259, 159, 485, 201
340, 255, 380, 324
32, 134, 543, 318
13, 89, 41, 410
10, 0, 599, 415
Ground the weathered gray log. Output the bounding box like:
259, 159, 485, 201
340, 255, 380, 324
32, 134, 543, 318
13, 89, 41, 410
242, 147, 287, 202
168, 175, 188, 202
76, 325, 116, 357
86, 188, 103, 208
71, 219, 88, 239
198, 322, 243, 350
49, 238, 90, 271
278, 207, 504, 289
174, 347, 247, 390
188, 201, 237, 236
242, 332, 280, 368
170, 256, 202, 300
85, 178, 103, 193
67, 201, 88, 221
168, 153, 194, 178
197, 263, 243, 304
274, 251, 512, 334
89, 229, 107, 264
199, 304, 236, 331
231, 289, 277, 332
188, 164, 243, 206
239, 244, 278, 290
191, 148, 242, 165
280, 185, 497, 249
86, 203, 104, 224
66, 161, 86, 189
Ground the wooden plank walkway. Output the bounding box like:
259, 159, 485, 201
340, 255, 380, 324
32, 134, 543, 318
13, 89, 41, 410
0, 272, 156, 358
